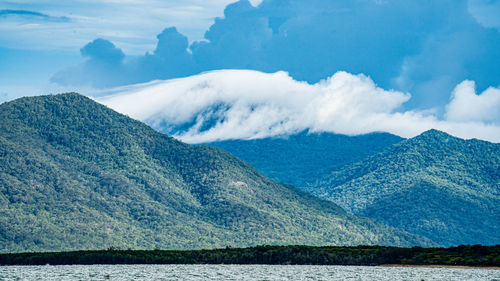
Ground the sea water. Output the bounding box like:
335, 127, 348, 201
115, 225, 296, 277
0, 264, 498, 280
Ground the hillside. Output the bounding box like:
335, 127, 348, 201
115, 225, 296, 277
0, 93, 429, 252
207, 132, 403, 187
307, 130, 500, 246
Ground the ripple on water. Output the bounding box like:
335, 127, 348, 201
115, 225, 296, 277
0, 264, 498, 281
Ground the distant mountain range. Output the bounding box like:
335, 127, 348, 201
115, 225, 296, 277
0, 93, 428, 252
209, 129, 500, 246
207, 132, 403, 187
307, 129, 500, 246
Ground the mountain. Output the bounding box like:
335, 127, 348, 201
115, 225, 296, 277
207, 132, 403, 187
0, 93, 430, 252
307, 130, 500, 246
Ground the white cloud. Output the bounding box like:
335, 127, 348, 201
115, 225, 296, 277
445, 80, 500, 124
248, 0, 263, 6
95, 69, 500, 143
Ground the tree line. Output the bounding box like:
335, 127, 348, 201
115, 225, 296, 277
0, 245, 498, 266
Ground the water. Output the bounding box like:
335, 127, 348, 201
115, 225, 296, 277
0, 264, 498, 281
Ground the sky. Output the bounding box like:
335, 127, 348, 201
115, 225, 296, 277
1, 0, 499, 142
0, 0, 246, 99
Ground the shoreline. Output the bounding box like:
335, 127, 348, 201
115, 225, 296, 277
379, 264, 500, 270
1, 264, 499, 269
1, 245, 498, 267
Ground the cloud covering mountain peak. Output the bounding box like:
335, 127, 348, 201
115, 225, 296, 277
96, 69, 500, 143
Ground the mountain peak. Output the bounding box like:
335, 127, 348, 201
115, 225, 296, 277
1, 92, 131, 129
4, 92, 85, 105
409, 129, 460, 146
418, 129, 452, 138
1, 93, 102, 118
313, 128, 500, 246
0, 93, 428, 251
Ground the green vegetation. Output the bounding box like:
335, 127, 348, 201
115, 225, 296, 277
0, 245, 498, 266
0, 93, 430, 252
208, 128, 499, 247
307, 130, 500, 246
207, 131, 402, 187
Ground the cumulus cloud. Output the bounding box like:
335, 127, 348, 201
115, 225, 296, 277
51, 28, 195, 88
51, 0, 500, 111
80, 38, 125, 62
446, 80, 500, 124
96, 70, 500, 143
51, 39, 128, 88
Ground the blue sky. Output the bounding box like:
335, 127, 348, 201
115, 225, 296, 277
0, 0, 246, 99
1, 0, 500, 141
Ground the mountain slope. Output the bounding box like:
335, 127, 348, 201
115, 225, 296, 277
307, 130, 500, 246
207, 132, 403, 187
0, 93, 429, 252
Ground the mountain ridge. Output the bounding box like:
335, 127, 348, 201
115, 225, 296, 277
207, 131, 403, 187
307, 129, 500, 246
0, 93, 430, 252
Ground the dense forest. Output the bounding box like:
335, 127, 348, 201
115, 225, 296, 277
0, 93, 428, 252
0, 245, 498, 266
208, 129, 500, 247
307, 129, 500, 246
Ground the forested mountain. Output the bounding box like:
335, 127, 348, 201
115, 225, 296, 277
307, 130, 500, 246
207, 132, 403, 187
0, 93, 429, 252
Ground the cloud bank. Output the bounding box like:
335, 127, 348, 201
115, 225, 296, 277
96, 70, 500, 143
52, 0, 500, 111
